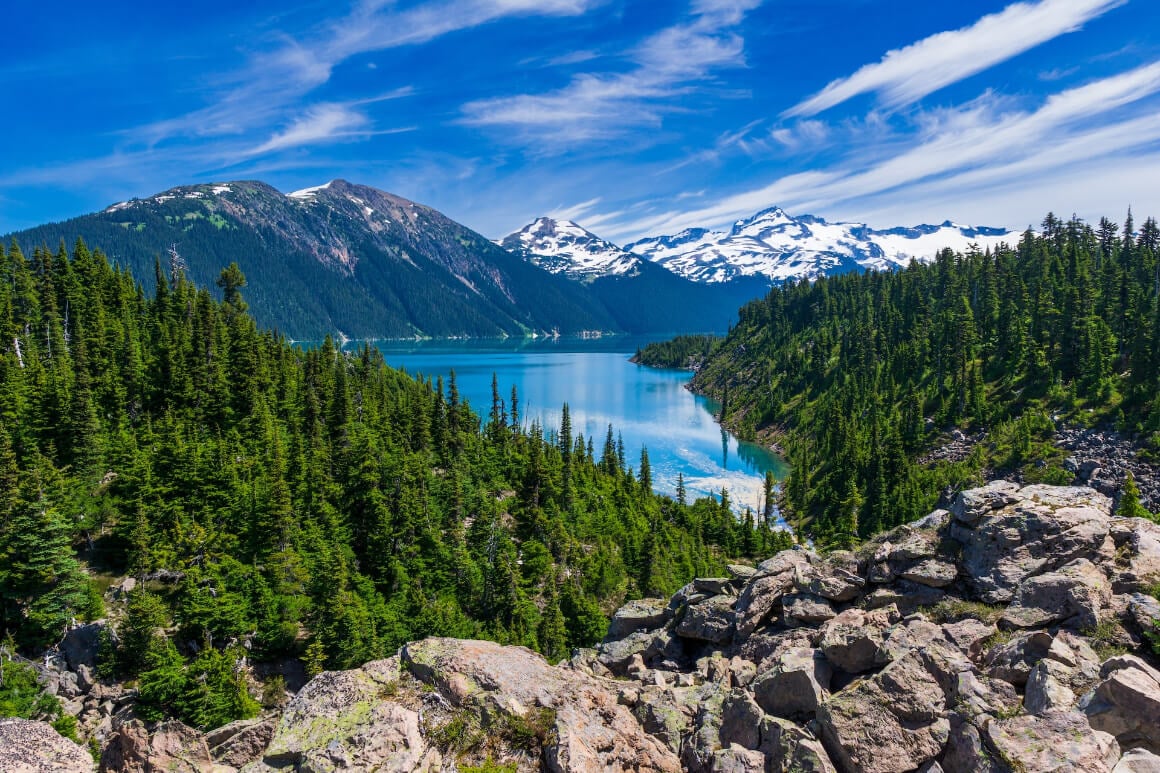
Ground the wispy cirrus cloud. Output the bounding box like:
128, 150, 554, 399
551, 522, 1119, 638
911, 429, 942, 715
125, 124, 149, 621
784, 0, 1127, 118
0, 0, 607, 203
598, 60, 1160, 240
460, 0, 763, 145
132, 0, 606, 152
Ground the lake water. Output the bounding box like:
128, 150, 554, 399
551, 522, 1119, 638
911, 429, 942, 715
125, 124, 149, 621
370, 337, 788, 514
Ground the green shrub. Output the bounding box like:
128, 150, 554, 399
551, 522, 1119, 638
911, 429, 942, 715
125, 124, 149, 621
0, 653, 78, 742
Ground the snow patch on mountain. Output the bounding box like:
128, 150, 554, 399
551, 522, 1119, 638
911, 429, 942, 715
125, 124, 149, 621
500, 217, 641, 280
288, 181, 335, 200
627, 207, 1016, 284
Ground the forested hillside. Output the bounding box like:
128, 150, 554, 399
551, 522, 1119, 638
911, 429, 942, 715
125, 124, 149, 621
645, 212, 1160, 545
0, 238, 788, 730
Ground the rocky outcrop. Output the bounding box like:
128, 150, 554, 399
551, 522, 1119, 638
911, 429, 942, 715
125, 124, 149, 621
0, 718, 94, 772
589, 482, 1160, 773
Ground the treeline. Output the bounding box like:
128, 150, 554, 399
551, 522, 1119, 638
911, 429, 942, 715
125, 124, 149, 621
633, 334, 721, 370
685, 212, 1160, 545
0, 239, 789, 729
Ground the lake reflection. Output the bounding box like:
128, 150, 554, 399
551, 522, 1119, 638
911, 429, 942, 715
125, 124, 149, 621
368, 337, 787, 513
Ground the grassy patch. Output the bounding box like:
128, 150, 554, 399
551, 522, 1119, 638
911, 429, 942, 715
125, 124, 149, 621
925, 599, 1003, 625
426, 705, 558, 760
980, 628, 1018, 653
427, 709, 486, 754
461, 761, 518, 773
1082, 620, 1129, 661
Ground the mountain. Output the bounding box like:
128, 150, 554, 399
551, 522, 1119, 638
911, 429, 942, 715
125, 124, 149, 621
500, 217, 770, 334
500, 216, 641, 280
4, 180, 616, 340
626, 206, 1016, 283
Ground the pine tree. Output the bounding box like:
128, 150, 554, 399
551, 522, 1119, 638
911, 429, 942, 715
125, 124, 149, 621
638, 447, 652, 496
1117, 472, 1154, 521
537, 575, 568, 663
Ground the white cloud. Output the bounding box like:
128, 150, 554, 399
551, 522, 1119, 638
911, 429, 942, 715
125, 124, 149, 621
785, 0, 1126, 118
250, 105, 370, 155
460, 0, 761, 145
547, 197, 603, 222
598, 61, 1160, 240
125, 0, 605, 156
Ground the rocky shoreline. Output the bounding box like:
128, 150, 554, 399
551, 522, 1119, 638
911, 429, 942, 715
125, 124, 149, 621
5, 481, 1160, 772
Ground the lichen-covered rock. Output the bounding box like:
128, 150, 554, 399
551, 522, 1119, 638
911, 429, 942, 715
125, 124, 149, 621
756, 716, 837, 772
1080, 655, 1160, 753
1000, 557, 1112, 630
816, 649, 949, 773
60, 621, 113, 671
877, 615, 947, 663
794, 563, 865, 603
606, 597, 671, 639
782, 593, 835, 626
676, 594, 736, 644
632, 686, 690, 754
598, 626, 683, 673
985, 710, 1121, 772
952, 484, 1112, 604
694, 577, 734, 595
718, 689, 763, 750
818, 606, 897, 673
261, 657, 439, 772
734, 571, 795, 642
1108, 518, 1160, 593
983, 630, 1054, 686
0, 718, 94, 773
940, 617, 998, 659
899, 558, 958, 588
943, 715, 1003, 773
753, 647, 832, 720
1126, 593, 1160, 640
207, 717, 276, 768
756, 548, 815, 577
950, 480, 1022, 523
863, 580, 946, 612
681, 686, 729, 773
710, 745, 766, 772
727, 564, 758, 581
101, 719, 213, 773
1114, 748, 1160, 772
403, 638, 681, 772
1025, 657, 1078, 714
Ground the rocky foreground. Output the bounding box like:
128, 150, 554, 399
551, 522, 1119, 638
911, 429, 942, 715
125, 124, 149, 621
5, 482, 1160, 772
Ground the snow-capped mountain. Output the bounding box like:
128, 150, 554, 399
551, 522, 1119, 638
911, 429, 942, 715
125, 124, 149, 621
500, 217, 641, 281
626, 207, 1015, 284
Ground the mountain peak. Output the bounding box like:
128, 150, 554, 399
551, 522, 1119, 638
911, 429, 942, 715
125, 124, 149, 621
501, 217, 641, 281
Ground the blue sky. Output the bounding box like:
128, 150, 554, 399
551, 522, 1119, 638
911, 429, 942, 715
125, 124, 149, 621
3, 0, 1160, 241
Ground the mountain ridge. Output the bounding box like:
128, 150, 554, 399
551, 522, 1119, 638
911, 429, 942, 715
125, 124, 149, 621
6, 179, 620, 340
502, 205, 1014, 287
625, 206, 1016, 283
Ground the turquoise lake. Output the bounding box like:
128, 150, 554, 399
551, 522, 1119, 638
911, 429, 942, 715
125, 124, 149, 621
368, 337, 788, 514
